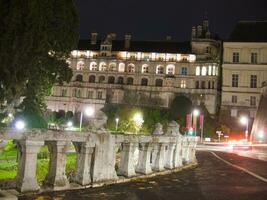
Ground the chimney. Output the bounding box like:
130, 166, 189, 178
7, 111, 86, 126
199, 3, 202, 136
91, 32, 98, 45
124, 34, 131, 49
191, 26, 196, 39
197, 25, 202, 38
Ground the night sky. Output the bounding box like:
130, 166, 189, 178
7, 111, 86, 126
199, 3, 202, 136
75, 0, 267, 41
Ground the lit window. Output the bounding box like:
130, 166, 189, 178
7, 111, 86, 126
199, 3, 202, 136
127, 64, 135, 73
201, 66, 207, 76
109, 63, 116, 71
208, 65, 212, 75
212, 66, 216, 76
77, 61, 85, 70
156, 65, 164, 74
181, 80, 186, 88
118, 63, 125, 72
142, 64, 149, 73
196, 66, 200, 76
90, 62, 97, 71
166, 64, 175, 75
99, 62, 107, 71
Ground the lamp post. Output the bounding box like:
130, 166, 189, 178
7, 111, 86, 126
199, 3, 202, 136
15, 120, 25, 130
79, 106, 95, 132
193, 109, 199, 136
240, 116, 249, 142
115, 118, 119, 131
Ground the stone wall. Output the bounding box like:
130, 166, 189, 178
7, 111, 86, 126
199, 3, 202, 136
0, 128, 198, 193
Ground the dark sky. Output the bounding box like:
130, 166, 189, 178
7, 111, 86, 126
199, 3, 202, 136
75, 0, 267, 41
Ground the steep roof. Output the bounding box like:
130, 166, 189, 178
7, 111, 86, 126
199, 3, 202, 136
228, 21, 267, 42
77, 39, 192, 54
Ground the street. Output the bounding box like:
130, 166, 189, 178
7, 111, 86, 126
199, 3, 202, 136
19, 151, 267, 200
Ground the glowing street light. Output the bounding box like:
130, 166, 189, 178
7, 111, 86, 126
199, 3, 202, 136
133, 113, 144, 134
193, 109, 200, 117
115, 118, 119, 131
67, 121, 73, 128
15, 120, 25, 130
80, 106, 95, 132
240, 116, 249, 141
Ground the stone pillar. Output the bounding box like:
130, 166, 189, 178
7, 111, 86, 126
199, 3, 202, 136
136, 143, 153, 174
44, 141, 70, 189
73, 142, 94, 185
151, 143, 166, 172
117, 142, 138, 177
164, 143, 176, 169
16, 140, 44, 193
173, 140, 183, 168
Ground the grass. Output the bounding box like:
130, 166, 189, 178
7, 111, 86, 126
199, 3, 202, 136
0, 147, 77, 182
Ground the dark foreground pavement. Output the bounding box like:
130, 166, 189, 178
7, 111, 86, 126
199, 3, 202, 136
19, 151, 267, 200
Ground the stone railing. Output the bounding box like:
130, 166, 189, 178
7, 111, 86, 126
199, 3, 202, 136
0, 123, 198, 193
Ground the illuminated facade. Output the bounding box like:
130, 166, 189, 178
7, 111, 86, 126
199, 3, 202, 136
46, 18, 221, 115
220, 21, 267, 131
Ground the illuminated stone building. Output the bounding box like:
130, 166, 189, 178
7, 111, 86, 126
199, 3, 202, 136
221, 21, 267, 131
46, 18, 221, 115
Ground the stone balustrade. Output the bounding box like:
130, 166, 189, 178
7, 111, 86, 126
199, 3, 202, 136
0, 126, 199, 193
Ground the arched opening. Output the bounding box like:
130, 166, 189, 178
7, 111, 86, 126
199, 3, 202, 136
99, 62, 107, 71
195, 81, 199, 89
166, 64, 175, 75
141, 78, 148, 86
127, 77, 134, 85
142, 64, 149, 73
76, 61, 85, 70
75, 74, 83, 82
89, 75, 96, 83
155, 79, 163, 87
108, 76, 115, 84
117, 76, 124, 84
156, 65, 164, 74
118, 63, 125, 72
169, 95, 192, 121
99, 76, 105, 83
127, 64, 135, 73
89, 62, 97, 71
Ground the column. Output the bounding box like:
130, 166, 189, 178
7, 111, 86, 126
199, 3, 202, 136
136, 143, 153, 174
173, 140, 183, 168
16, 140, 44, 193
44, 141, 70, 189
117, 142, 138, 177
164, 143, 175, 169
73, 142, 94, 185
152, 143, 166, 172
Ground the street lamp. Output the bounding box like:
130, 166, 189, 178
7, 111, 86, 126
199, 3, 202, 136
115, 118, 119, 131
240, 116, 249, 141
133, 113, 144, 134
67, 121, 73, 128
192, 109, 200, 137
15, 120, 25, 130
193, 109, 199, 117
80, 106, 95, 132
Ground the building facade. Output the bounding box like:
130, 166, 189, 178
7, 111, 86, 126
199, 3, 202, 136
221, 21, 267, 131
46, 18, 221, 115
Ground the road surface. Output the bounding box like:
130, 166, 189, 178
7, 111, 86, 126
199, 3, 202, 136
19, 151, 267, 200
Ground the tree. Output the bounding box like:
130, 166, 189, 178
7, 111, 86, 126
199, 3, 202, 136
0, 0, 79, 127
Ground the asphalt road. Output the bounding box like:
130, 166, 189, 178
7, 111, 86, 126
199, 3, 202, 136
19, 151, 267, 200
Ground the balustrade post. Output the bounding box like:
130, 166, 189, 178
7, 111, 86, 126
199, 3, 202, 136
117, 142, 138, 177
44, 141, 70, 189
73, 142, 94, 185
173, 140, 183, 168
165, 143, 176, 169
151, 143, 166, 172
136, 143, 153, 174
16, 140, 44, 193
182, 138, 189, 164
